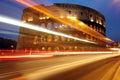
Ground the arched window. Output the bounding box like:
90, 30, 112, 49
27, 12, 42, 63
61, 37, 66, 42
67, 38, 71, 42
28, 16, 33, 22
80, 12, 83, 16
40, 35, 46, 42
54, 35, 59, 42
54, 23, 58, 28
54, 47, 59, 51
67, 24, 71, 29
42, 47, 46, 50
68, 46, 72, 50
89, 25, 92, 29
33, 36, 38, 45
86, 34, 89, 40
94, 26, 97, 31
99, 28, 102, 32
59, 24, 65, 28
75, 34, 79, 37
47, 35, 52, 42
62, 46, 66, 50
74, 46, 78, 50
74, 34, 79, 41
47, 23, 52, 29
41, 23, 46, 28
48, 47, 52, 51
68, 10, 71, 14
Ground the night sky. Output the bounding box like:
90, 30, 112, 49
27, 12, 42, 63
0, 0, 120, 42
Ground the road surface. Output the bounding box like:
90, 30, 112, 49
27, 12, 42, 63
0, 52, 120, 80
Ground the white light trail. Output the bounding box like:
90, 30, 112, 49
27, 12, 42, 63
110, 48, 120, 51
0, 15, 96, 44
0, 30, 18, 36
46, 51, 114, 55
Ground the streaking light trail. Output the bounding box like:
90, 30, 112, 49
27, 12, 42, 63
110, 48, 120, 51
0, 30, 18, 36
46, 51, 115, 55
0, 15, 95, 44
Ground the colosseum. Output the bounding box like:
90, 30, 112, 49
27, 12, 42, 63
17, 3, 107, 51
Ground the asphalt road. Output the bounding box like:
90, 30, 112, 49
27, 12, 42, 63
0, 53, 120, 80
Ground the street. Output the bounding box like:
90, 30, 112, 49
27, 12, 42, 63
0, 52, 120, 80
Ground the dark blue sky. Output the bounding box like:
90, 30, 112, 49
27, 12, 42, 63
0, 0, 120, 42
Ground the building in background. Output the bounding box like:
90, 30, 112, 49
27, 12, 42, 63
17, 3, 107, 51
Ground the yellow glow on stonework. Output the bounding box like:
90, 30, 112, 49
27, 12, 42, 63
90, 18, 94, 22
46, 16, 50, 19
60, 16, 64, 18
16, 0, 115, 43
78, 22, 85, 26
67, 16, 77, 21
28, 17, 33, 21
